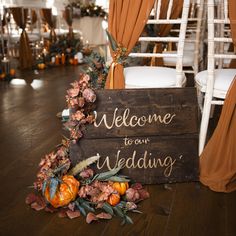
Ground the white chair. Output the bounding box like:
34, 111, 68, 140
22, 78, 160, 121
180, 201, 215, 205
163, 0, 206, 76
195, 0, 236, 154
124, 0, 191, 88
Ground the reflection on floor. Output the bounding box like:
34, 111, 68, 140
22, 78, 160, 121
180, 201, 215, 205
0, 65, 234, 236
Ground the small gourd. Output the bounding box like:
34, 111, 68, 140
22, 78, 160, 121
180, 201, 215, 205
112, 182, 129, 195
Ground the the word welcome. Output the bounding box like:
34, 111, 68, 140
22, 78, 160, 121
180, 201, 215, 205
94, 108, 176, 130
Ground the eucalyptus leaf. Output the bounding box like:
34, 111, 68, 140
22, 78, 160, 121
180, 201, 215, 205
53, 163, 70, 175
131, 210, 142, 214
49, 178, 59, 200
75, 201, 86, 216
104, 176, 130, 182
125, 215, 134, 224
113, 206, 124, 218
42, 181, 47, 196
81, 202, 95, 213
96, 167, 122, 181
121, 219, 126, 226
117, 201, 126, 208
106, 30, 118, 52
102, 202, 114, 216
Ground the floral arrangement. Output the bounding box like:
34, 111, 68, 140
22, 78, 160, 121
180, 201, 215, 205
82, 52, 109, 89
26, 73, 149, 224
67, 2, 107, 18
35, 35, 83, 69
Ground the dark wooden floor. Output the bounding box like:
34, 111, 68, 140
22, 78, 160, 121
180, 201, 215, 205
0, 65, 236, 236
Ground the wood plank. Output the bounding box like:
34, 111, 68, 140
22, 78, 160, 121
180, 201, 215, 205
82, 88, 198, 138
163, 183, 227, 236
70, 134, 199, 184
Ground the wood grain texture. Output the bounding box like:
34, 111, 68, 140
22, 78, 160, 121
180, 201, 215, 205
70, 134, 199, 184
70, 88, 199, 184
0, 65, 235, 236
82, 88, 199, 138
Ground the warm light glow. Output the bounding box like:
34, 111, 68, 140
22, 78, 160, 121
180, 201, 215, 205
102, 20, 108, 30
30, 79, 44, 90
10, 79, 27, 86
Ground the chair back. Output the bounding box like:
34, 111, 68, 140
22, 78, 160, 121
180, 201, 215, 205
206, 0, 236, 100
128, 0, 191, 87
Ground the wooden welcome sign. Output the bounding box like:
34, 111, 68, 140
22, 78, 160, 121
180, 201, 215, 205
70, 88, 199, 184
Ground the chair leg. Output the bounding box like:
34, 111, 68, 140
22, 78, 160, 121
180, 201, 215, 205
199, 95, 212, 155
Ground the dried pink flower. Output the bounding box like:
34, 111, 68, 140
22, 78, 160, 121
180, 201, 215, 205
68, 98, 79, 108
80, 74, 90, 84
77, 97, 85, 107
67, 88, 80, 97
126, 202, 137, 210
70, 80, 80, 89
82, 88, 96, 103
125, 188, 140, 202
70, 128, 83, 141
71, 110, 85, 121
79, 168, 94, 179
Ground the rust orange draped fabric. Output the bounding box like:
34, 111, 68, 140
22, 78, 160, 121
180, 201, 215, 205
200, 77, 236, 192
229, 0, 236, 68
105, 0, 155, 89
31, 10, 37, 25
41, 8, 57, 43
11, 8, 33, 70
63, 7, 73, 39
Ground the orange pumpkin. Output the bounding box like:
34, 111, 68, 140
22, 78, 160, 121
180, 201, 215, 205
107, 193, 120, 206
44, 175, 80, 208
112, 182, 129, 195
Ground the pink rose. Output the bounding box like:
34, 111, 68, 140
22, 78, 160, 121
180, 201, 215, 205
125, 188, 140, 202
71, 110, 85, 121
77, 97, 85, 107
67, 88, 80, 97
79, 168, 94, 179
82, 88, 96, 103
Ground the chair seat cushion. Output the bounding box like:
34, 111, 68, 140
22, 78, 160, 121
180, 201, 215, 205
195, 69, 236, 98
163, 50, 194, 67
124, 66, 186, 88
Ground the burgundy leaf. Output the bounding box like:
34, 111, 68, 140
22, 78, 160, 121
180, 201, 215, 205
66, 210, 81, 219
125, 188, 140, 202
86, 212, 98, 224
79, 168, 94, 179
44, 206, 57, 213
58, 209, 67, 218
25, 193, 38, 205
138, 189, 150, 200
131, 183, 143, 190
31, 202, 45, 211
96, 212, 112, 220
68, 203, 75, 211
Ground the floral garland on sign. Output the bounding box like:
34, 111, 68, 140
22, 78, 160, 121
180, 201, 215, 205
67, 3, 107, 18
26, 73, 149, 224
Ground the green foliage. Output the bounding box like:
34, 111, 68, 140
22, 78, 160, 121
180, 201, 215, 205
102, 202, 114, 216
49, 178, 59, 200
106, 30, 118, 52
84, 52, 109, 89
